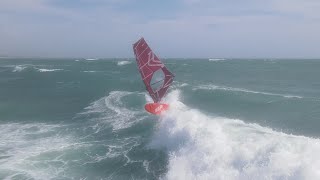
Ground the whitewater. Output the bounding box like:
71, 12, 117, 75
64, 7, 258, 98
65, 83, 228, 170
157, 91, 320, 180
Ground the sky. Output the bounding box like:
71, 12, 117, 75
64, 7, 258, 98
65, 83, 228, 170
1, 0, 320, 58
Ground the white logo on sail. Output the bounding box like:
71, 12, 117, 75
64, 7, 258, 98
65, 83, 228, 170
155, 104, 163, 112
148, 52, 164, 67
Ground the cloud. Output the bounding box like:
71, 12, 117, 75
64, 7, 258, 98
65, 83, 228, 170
0, 0, 320, 58
0, 0, 133, 57
271, 0, 320, 19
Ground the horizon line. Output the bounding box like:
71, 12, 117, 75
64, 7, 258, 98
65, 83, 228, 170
1, 56, 320, 60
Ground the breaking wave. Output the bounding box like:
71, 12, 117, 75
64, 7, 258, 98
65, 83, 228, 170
209, 58, 226, 62
10, 65, 64, 73
83, 70, 98, 73
12, 65, 33, 72
37, 68, 63, 72
149, 90, 320, 180
193, 84, 303, 99
117, 61, 132, 66
171, 81, 189, 89
85, 58, 99, 61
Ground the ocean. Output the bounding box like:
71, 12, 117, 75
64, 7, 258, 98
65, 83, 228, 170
0, 58, 320, 179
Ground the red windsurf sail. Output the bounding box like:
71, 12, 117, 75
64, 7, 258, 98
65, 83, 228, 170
133, 38, 174, 103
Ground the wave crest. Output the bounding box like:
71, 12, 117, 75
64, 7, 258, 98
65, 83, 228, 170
194, 84, 303, 99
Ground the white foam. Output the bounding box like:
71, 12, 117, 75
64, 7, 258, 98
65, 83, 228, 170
81, 137, 141, 166
81, 91, 146, 131
284, 95, 303, 99
83, 71, 97, 73
149, 90, 320, 180
12, 65, 33, 72
209, 58, 226, 62
37, 68, 63, 72
13, 65, 26, 72
0, 123, 75, 179
172, 82, 189, 89
11, 65, 64, 73
117, 61, 132, 66
85, 58, 98, 61
105, 91, 146, 130
194, 84, 303, 99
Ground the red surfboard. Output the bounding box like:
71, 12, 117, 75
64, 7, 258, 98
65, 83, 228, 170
145, 103, 169, 115
133, 38, 174, 115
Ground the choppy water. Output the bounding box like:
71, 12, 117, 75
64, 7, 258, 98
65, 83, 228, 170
0, 58, 320, 179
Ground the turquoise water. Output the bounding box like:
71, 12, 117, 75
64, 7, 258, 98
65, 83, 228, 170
0, 58, 320, 179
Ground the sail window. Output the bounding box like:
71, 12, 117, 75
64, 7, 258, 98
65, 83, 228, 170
150, 69, 165, 93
